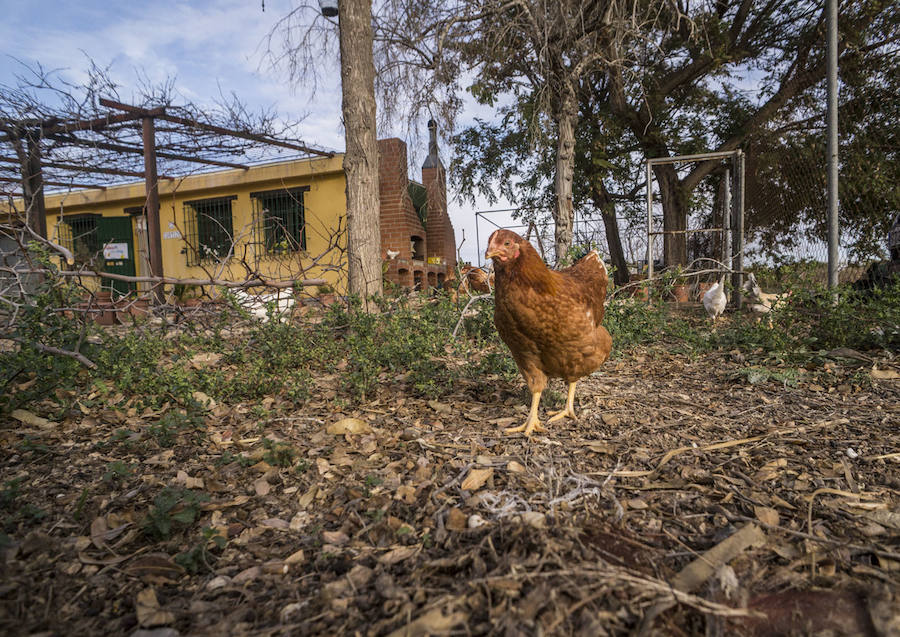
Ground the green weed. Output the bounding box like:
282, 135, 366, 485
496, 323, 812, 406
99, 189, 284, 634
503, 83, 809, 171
143, 487, 209, 540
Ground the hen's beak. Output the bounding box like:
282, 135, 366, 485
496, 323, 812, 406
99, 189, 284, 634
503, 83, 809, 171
485, 249, 500, 260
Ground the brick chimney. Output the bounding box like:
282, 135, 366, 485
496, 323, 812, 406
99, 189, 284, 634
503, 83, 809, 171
421, 120, 456, 275
378, 138, 428, 288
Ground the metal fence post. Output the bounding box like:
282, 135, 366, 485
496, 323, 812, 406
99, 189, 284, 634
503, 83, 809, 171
827, 0, 840, 288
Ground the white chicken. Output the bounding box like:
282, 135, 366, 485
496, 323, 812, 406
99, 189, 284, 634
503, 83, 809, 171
742, 273, 787, 314
231, 288, 295, 322
703, 275, 727, 322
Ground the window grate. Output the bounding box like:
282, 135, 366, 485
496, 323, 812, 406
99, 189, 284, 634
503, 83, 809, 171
251, 187, 308, 258
59, 214, 101, 265
183, 196, 235, 266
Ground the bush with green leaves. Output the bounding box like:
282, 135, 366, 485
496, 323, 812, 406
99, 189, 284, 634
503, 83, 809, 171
0, 243, 94, 411
717, 280, 900, 355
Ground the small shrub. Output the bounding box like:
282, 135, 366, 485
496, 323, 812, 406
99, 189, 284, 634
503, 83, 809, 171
262, 439, 297, 468
143, 487, 209, 540
175, 527, 226, 574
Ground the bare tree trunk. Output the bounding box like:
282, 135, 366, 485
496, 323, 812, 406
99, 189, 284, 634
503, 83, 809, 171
653, 164, 688, 267
590, 179, 629, 286
552, 85, 578, 264
339, 0, 382, 309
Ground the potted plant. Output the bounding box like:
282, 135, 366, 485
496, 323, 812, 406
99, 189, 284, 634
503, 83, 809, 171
317, 284, 337, 307
173, 283, 202, 307
668, 266, 690, 303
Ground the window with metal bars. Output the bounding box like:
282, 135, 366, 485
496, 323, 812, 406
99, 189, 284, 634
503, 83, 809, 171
59, 214, 101, 264
251, 187, 308, 256
183, 196, 236, 266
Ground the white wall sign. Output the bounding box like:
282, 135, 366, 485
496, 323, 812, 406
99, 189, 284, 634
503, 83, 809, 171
103, 242, 129, 260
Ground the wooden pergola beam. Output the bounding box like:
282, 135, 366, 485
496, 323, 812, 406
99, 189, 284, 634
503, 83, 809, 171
45, 134, 249, 170
0, 176, 106, 190
99, 98, 334, 158
0, 155, 173, 180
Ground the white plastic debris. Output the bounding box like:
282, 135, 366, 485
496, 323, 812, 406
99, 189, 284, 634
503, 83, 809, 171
846, 447, 859, 459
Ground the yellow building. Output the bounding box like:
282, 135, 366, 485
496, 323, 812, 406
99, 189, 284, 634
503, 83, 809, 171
4, 130, 458, 301
32, 153, 346, 299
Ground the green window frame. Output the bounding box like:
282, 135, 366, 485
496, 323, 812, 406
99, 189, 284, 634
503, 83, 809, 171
183, 196, 236, 266
251, 187, 308, 255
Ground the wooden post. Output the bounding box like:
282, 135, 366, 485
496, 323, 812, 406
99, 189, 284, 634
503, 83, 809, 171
21, 129, 48, 239
142, 116, 164, 303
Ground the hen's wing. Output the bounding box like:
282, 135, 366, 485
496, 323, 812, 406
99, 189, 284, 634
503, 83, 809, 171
559, 251, 608, 324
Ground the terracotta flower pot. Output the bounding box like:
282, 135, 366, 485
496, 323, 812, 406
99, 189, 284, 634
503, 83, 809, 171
697, 282, 713, 301
672, 283, 690, 303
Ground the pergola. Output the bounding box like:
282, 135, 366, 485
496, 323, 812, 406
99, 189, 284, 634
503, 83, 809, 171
0, 98, 334, 297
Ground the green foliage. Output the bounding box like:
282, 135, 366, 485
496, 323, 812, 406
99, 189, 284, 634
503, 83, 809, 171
0, 243, 93, 412
736, 366, 801, 387
603, 298, 669, 352
175, 527, 226, 574
0, 477, 46, 532
717, 280, 900, 355
94, 330, 194, 407
103, 461, 135, 482
147, 408, 205, 448
143, 487, 209, 541
262, 439, 297, 468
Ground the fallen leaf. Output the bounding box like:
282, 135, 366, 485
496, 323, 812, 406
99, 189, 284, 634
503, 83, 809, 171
90, 516, 109, 550
254, 477, 271, 496
394, 484, 417, 504
326, 418, 372, 435
175, 470, 204, 490
507, 461, 525, 473
446, 508, 467, 531
233, 566, 262, 584
261, 518, 290, 530
191, 391, 217, 409
754, 506, 780, 527
322, 530, 349, 545
11, 409, 55, 429
754, 458, 787, 482
427, 400, 452, 414
871, 367, 899, 380
125, 554, 185, 579
190, 352, 222, 369
460, 467, 493, 491
378, 546, 418, 564
135, 588, 175, 628
386, 607, 468, 637
626, 498, 648, 510
520, 511, 546, 528
298, 486, 317, 508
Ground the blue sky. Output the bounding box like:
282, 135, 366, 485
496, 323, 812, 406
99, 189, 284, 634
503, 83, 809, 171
0, 0, 508, 265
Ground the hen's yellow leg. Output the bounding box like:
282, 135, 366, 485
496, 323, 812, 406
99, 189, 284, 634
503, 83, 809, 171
504, 391, 546, 436
547, 382, 577, 423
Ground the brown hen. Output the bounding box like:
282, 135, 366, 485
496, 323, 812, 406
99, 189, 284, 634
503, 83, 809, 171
486, 229, 612, 437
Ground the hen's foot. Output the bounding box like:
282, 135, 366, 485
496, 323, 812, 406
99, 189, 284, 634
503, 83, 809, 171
546, 381, 578, 425
504, 418, 546, 437
547, 407, 577, 423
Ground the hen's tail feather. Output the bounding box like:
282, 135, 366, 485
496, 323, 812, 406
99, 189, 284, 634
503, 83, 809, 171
566, 250, 608, 324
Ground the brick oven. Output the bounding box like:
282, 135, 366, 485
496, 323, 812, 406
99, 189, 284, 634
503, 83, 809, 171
378, 122, 457, 290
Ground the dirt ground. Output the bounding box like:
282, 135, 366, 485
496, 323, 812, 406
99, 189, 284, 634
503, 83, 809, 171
1, 342, 898, 635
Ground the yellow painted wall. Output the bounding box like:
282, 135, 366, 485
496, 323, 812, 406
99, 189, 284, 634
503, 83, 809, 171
32, 154, 347, 296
